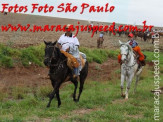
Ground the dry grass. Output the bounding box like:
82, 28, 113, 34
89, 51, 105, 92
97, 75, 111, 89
0, 13, 162, 50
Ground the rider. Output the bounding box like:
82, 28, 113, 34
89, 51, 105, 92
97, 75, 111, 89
99, 31, 104, 39
118, 33, 146, 67
57, 24, 81, 78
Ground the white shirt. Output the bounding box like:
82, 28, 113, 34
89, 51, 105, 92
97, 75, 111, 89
58, 34, 79, 51
99, 33, 103, 37
69, 43, 80, 58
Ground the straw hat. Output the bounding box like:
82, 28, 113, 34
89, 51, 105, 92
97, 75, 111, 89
65, 24, 72, 29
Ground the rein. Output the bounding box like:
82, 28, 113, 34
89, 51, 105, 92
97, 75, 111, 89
50, 58, 67, 75
46, 45, 67, 75
45, 45, 67, 67
121, 44, 137, 68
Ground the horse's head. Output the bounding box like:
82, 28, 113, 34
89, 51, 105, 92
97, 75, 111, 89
119, 40, 132, 62
44, 40, 60, 67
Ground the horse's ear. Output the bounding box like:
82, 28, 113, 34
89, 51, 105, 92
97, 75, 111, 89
44, 40, 48, 45
119, 40, 123, 45
52, 40, 57, 46
126, 41, 130, 45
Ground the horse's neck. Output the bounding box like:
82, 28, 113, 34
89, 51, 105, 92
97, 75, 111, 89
50, 54, 67, 71
60, 52, 67, 60
127, 51, 135, 64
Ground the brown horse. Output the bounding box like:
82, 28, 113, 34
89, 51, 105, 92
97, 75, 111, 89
124, 31, 129, 37
146, 33, 152, 42
97, 37, 104, 48
159, 32, 163, 37
137, 32, 144, 41
132, 31, 139, 39
137, 32, 152, 42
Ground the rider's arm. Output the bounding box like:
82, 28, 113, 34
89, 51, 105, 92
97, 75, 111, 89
57, 35, 63, 49
57, 43, 62, 49
74, 37, 80, 48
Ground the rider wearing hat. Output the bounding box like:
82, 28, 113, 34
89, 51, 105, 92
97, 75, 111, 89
57, 24, 81, 78
118, 33, 146, 66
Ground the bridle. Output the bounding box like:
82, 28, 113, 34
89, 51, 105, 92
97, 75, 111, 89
44, 45, 58, 66
45, 45, 67, 67
120, 44, 137, 68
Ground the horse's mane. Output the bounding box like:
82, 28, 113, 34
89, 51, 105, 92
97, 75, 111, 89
126, 44, 133, 53
45, 41, 66, 60
55, 47, 67, 60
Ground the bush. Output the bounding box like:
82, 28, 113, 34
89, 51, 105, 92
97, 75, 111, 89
0, 55, 14, 67
0, 43, 162, 67
80, 47, 118, 64
0, 43, 45, 67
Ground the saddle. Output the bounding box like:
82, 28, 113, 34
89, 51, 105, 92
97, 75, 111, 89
133, 51, 146, 70
61, 50, 86, 70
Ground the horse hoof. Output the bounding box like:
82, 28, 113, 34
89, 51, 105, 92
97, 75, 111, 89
121, 94, 125, 98
75, 100, 79, 102
47, 105, 50, 108
57, 103, 61, 108
73, 99, 79, 102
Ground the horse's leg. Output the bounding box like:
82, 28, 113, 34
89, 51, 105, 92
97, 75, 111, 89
77, 61, 88, 101
100, 40, 102, 48
134, 75, 140, 94
77, 73, 87, 101
101, 40, 103, 48
56, 88, 61, 107
97, 40, 100, 48
152, 38, 154, 44
125, 74, 134, 99
47, 82, 60, 108
71, 79, 78, 101
121, 74, 125, 97
77, 80, 84, 101
46, 80, 56, 108
47, 89, 56, 108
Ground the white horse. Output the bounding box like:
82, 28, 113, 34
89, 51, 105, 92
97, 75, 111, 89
119, 40, 143, 99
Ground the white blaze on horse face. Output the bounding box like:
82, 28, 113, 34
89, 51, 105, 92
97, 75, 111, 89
120, 45, 128, 62
121, 54, 127, 61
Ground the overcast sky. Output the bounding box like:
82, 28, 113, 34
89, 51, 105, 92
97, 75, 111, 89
0, 0, 163, 27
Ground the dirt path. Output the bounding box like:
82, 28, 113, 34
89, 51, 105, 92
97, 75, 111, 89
0, 59, 119, 91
